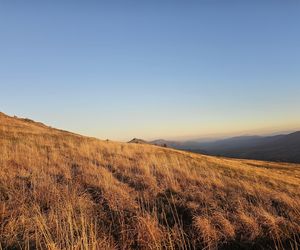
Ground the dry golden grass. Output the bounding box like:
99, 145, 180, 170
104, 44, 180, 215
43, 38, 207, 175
0, 112, 299, 249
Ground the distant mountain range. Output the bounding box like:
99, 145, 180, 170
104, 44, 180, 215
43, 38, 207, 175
129, 131, 300, 163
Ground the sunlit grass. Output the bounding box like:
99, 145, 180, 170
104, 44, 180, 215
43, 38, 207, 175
0, 112, 299, 249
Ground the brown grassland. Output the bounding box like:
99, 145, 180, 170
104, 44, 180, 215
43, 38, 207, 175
0, 112, 300, 249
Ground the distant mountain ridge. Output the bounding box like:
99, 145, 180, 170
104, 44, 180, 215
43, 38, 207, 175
191, 132, 300, 163
132, 131, 300, 163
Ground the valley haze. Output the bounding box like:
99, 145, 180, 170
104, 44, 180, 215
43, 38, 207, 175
143, 131, 300, 164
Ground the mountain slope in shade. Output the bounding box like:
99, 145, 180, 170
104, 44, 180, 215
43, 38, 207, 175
191, 132, 300, 163
151, 132, 300, 163
0, 112, 300, 249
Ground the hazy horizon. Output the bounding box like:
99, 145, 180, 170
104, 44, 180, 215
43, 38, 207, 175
1, 1, 300, 141
2, 110, 300, 143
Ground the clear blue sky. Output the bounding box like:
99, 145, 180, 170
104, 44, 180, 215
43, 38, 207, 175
1, 1, 300, 141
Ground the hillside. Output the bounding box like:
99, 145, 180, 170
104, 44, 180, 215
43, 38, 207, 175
0, 112, 300, 249
128, 138, 150, 144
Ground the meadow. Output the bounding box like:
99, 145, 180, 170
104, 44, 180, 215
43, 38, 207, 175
0, 112, 300, 249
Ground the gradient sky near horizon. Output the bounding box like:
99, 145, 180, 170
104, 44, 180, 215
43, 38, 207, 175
1, 1, 300, 141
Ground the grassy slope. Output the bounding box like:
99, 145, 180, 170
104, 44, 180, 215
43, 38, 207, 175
0, 112, 300, 250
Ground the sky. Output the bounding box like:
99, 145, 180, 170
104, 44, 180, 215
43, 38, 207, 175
0, 1, 300, 141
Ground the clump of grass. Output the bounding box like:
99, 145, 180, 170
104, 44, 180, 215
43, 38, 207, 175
0, 112, 299, 249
